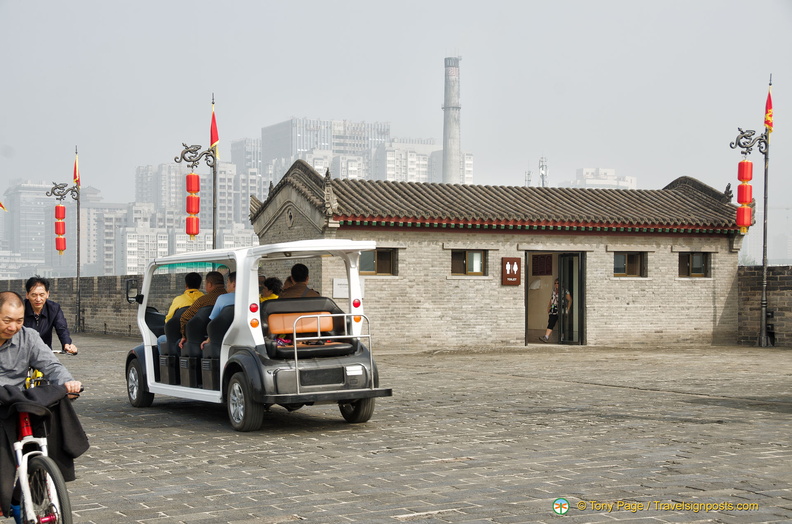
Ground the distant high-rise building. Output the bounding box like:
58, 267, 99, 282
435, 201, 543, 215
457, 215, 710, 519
231, 138, 261, 177
428, 149, 473, 184
260, 118, 390, 182
372, 138, 438, 183
331, 155, 364, 180
3, 180, 58, 266
115, 225, 170, 275
563, 168, 637, 190
135, 163, 188, 210
231, 138, 266, 210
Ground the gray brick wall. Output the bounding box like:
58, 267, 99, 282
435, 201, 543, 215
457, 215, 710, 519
5, 234, 772, 348
738, 265, 791, 346
2, 274, 188, 339
583, 237, 739, 346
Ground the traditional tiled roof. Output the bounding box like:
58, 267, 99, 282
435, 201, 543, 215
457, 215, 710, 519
255, 160, 740, 234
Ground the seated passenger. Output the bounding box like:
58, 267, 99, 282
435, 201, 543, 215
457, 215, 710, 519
165, 272, 204, 322
208, 272, 235, 321
260, 276, 283, 302
178, 271, 226, 350
157, 272, 203, 348
200, 272, 236, 352
277, 264, 320, 299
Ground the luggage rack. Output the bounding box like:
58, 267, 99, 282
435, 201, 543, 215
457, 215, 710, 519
286, 312, 373, 395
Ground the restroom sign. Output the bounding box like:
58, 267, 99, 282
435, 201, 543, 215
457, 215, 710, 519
501, 257, 521, 286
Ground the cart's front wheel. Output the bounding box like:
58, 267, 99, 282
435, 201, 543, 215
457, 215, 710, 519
127, 358, 154, 408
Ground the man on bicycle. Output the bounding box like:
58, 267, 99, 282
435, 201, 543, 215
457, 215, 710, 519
0, 291, 81, 394
0, 291, 83, 523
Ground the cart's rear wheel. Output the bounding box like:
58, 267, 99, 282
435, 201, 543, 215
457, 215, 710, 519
227, 372, 264, 431
339, 397, 375, 423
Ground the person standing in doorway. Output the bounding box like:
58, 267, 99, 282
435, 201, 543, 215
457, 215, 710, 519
539, 279, 571, 343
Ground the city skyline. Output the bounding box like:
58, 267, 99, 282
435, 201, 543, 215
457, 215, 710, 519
1, 0, 791, 267
1, 2, 790, 195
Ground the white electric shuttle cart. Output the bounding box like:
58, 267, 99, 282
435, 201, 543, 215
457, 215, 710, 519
124, 239, 392, 431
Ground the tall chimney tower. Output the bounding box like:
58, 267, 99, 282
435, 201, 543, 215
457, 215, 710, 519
442, 56, 462, 184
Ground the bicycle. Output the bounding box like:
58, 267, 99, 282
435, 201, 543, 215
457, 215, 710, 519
4, 372, 81, 524
9, 401, 73, 524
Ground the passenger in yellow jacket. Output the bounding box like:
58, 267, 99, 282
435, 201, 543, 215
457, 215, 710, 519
164, 272, 204, 322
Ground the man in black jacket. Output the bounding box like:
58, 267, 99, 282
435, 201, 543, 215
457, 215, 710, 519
23, 276, 78, 354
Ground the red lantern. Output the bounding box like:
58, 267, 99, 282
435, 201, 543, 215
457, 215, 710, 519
54, 204, 67, 253
736, 206, 751, 228
737, 184, 752, 205
737, 159, 753, 182
186, 173, 200, 194
186, 173, 200, 239
186, 194, 200, 215
186, 216, 200, 237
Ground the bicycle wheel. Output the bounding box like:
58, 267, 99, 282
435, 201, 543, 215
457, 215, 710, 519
22, 455, 72, 524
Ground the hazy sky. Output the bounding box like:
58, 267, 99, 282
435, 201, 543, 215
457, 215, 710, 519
1, 0, 790, 224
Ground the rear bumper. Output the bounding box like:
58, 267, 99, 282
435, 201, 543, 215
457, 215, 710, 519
260, 387, 392, 405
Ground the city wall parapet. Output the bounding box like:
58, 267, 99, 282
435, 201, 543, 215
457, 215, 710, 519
2, 266, 790, 347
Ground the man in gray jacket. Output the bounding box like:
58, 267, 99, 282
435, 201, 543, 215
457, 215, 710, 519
0, 291, 81, 393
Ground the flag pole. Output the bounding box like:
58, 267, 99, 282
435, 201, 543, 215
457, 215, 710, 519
75, 145, 82, 332
759, 75, 772, 346
729, 74, 773, 346
211, 93, 218, 249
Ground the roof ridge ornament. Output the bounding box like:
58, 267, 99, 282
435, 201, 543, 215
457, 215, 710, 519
323, 169, 339, 216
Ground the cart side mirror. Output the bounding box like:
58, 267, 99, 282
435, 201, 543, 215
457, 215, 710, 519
125, 279, 143, 304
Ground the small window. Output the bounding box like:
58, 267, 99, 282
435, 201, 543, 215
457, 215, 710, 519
614, 252, 647, 277
451, 250, 486, 276
679, 252, 710, 277
532, 254, 552, 276
360, 249, 397, 275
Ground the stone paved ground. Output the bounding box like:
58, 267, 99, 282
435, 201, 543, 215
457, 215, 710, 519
59, 334, 791, 523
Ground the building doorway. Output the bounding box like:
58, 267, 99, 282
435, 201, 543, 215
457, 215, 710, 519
525, 251, 585, 345
559, 253, 584, 344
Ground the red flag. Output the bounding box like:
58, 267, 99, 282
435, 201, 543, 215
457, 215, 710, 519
73, 152, 80, 186
210, 102, 219, 156
0, 202, 7, 212
765, 86, 773, 133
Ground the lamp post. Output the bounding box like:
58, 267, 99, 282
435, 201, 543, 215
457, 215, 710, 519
175, 143, 217, 249
45, 180, 81, 333
730, 126, 771, 346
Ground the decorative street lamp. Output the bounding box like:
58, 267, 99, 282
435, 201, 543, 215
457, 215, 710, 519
730, 76, 773, 346
175, 142, 217, 248
45, 147, 82, 332
175, 95, 220, 249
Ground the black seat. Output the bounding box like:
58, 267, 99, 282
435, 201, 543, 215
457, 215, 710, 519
145, 306, 166, 338
204, 304, 234, 359
161, 307, 187, 357
183, 306, 213, 358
